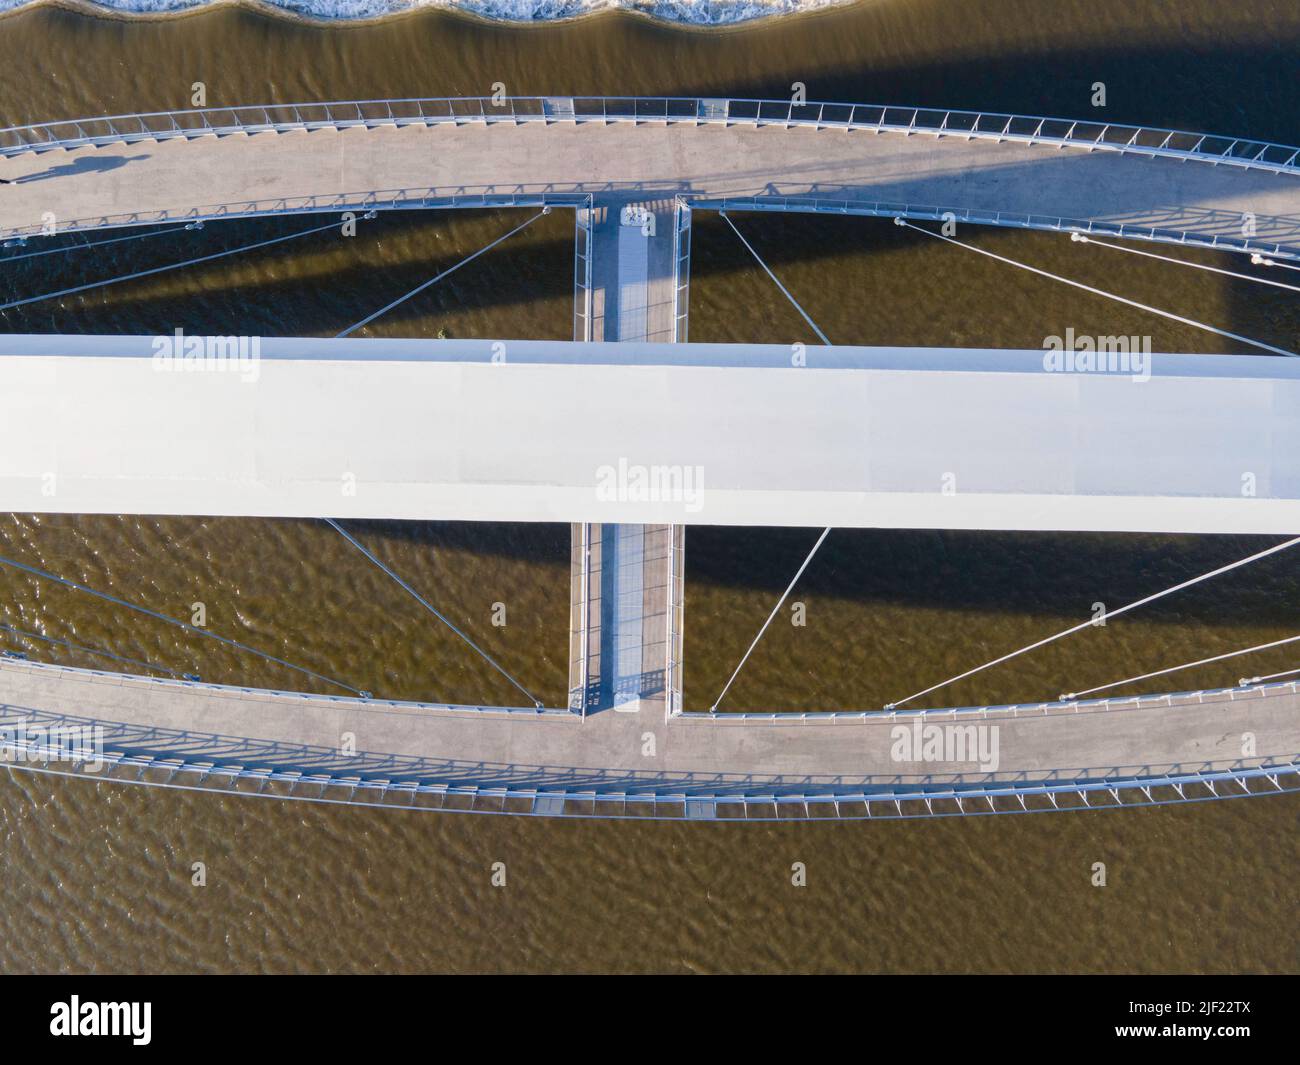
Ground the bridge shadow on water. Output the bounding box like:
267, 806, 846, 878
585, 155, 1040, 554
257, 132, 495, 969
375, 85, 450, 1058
0, 165, 1294, 354
332, 521, 1299, 627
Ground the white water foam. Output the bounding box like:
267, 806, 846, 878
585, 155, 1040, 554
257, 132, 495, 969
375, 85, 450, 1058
0, 0, 855, 24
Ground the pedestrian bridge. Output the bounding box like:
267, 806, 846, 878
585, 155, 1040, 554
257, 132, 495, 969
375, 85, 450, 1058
0, 96, 1297, 259
1, 657, 1297, 820
1, 98, 1298, 819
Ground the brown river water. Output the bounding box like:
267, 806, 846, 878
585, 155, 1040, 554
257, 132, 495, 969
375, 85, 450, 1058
0, 0, 1296, 972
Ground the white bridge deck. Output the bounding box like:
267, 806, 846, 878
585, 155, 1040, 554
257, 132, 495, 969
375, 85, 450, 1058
1, 335, 1298, 533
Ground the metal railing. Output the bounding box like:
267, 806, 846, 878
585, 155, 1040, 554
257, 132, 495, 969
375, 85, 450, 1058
6, 635, 1295, 724
565, 523, 605, 716
2, 728, 1295, 821
3, 96, 1297, 175
572, 200, 594, 342
671, 200, 692, 343
691, 194, 1300, 261
570, 522, 594, 716
680, 676, 1300, 722
664, 524, 685, 720
0, 654, 560, 715
0, 189, 592, 242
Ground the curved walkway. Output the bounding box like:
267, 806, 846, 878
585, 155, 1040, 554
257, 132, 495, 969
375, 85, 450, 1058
1, 657, 1296, 819
0, 97, 1296, 258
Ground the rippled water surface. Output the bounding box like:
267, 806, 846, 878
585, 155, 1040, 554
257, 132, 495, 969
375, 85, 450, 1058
0, 0, 1297, 973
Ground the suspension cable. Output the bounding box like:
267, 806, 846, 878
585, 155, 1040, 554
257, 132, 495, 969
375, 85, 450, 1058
886, 534, 1300, 710
711, 527, 831, 712
0, 620, 182, 678
1251, 254, 1300, 274
0, 223, 193, 265
335, 209, 549, 338
0, 216, 352, 313
1071, 232, 1300, 293
323, 519, 542, 708
720, 211, 831, 345
1062, 632, 1300, 700
0, 553, 363, 695
896, 219, 1297, 357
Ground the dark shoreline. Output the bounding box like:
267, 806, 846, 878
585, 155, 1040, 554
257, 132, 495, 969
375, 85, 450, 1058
0, 0, 862, 31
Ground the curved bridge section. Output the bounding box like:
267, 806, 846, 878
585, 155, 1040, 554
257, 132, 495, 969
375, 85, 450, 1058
1, 657, 1297, 820
0, 97, 1297, 258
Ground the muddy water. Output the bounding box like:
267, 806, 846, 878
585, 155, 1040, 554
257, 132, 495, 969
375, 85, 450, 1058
0, 1, 1296, 973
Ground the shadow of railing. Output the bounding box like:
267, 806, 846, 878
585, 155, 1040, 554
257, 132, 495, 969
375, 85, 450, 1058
2, 699, 1296, 800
